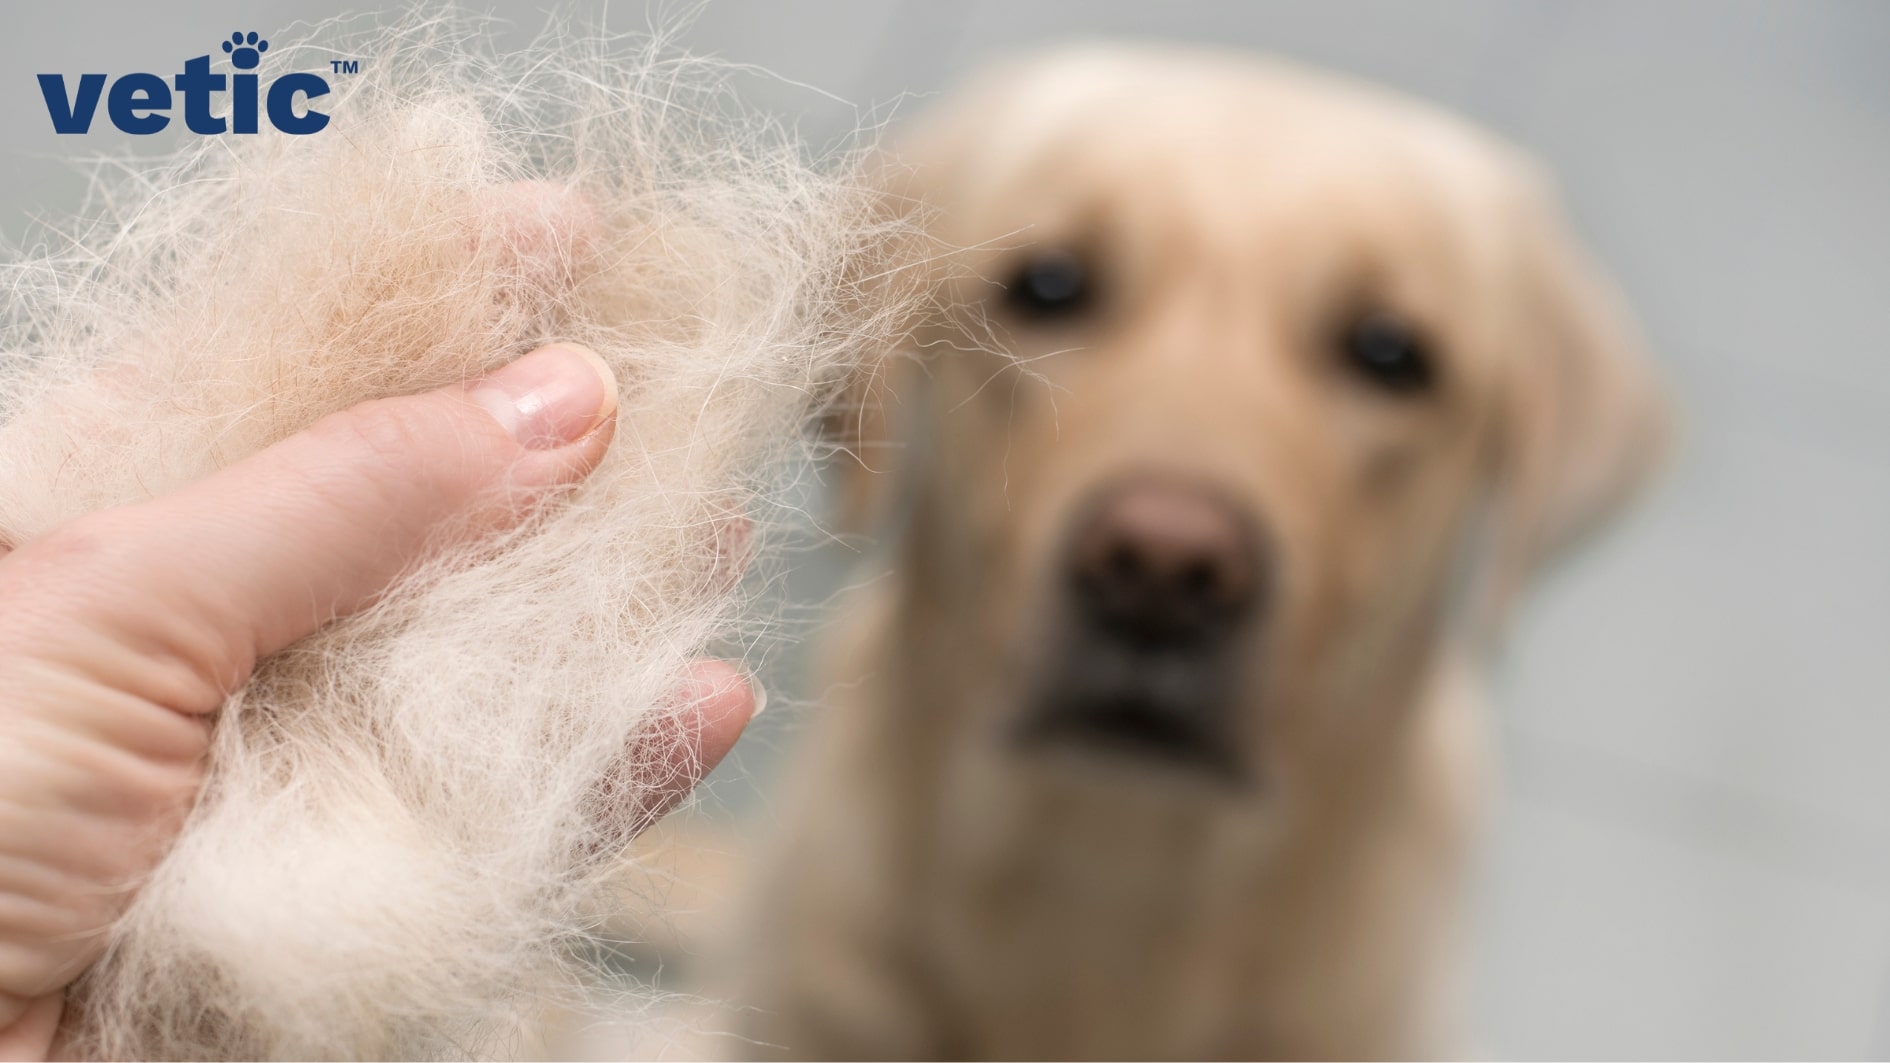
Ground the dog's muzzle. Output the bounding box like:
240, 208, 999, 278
1017, 476, 1266, 779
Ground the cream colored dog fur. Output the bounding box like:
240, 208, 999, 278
735, 45, 1667, 1060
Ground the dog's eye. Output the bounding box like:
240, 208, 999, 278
1339, 311, 1437, 395
1002, 249, 1092, 321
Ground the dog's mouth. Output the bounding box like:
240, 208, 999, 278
1014, 641, 1250, 783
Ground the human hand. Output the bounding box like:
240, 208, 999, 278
0, 342, 756, 1059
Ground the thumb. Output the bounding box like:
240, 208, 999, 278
0, 343, 617, 710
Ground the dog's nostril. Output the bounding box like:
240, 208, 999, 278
1068, 478, 1263, 644
1105, 541, 1143, 584
1179, 558, 1217, 598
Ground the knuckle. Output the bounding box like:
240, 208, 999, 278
24, 513, 125, 571
0, 513, 138, 626
304, 396, 504, 504
0, 941, 59, 1000
294, 394, 516, 534
317, 399, 448, 471
126, 754, 207, 820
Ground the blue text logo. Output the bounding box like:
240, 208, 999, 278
37, 32, 335, 136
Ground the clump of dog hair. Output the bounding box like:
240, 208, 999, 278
0, 12, 912, 1060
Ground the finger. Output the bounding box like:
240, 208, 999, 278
0, 343, 617, 713
632, 659, 760, 829
586, 661, 760, 853
0, 992, 60, 1061
676, 659, 762, 788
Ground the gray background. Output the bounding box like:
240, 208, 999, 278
5, 2, 1888, 1058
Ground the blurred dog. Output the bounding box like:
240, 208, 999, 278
737, 44, 1667, 1059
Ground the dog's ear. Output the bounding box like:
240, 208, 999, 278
1476, 162, 1672, 633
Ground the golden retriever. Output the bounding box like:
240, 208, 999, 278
732, 43, 1668, 1060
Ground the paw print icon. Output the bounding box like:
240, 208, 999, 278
222, 31, 269, 70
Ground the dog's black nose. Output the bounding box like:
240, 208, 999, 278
1066, 479, 1262, 647
1019, 479, 1265, 777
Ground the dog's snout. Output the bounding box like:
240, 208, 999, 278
1022, 480, 1265, 777
1068, 479, 1263, 645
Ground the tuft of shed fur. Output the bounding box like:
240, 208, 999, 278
0, 13, 912, 1060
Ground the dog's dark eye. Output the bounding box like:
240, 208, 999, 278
1339, 311, 1437, 395
1003, 249, 1092, 321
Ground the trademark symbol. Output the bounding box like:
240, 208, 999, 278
330, 59, 359, 75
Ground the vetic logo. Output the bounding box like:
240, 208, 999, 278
37, 32, 341, 136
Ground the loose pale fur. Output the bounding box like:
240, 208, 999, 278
0, 14, 908, 1060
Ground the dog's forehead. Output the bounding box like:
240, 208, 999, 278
925, 45, 1519, 237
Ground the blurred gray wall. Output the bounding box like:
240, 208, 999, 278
5, 2, 1887, 1057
